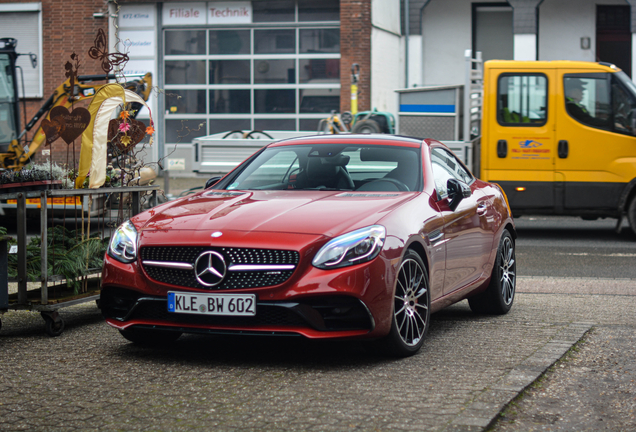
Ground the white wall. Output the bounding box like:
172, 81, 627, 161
421, 0, 473, 85
371, 0, 401, 35
538, 0, 626, 62
371, 0, 403, 113
371, 27, 403, 114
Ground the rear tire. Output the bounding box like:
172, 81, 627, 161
468, 230, 516, 314
119, 328, 182, 346
351, 119, 381, 134
380, 250, 430, 357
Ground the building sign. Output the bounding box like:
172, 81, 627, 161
118, 5, 155, 28
119, 31, 155, 57
163, 2, 207, 25
208, 2, 252, 24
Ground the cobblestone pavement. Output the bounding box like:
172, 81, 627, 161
0, 277, 634, 431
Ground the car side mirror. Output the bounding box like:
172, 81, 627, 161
205, 176, 223, 189
447, 178, 471, 211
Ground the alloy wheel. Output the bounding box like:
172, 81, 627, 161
394, 258, 429, 346
500, 236, 516, 305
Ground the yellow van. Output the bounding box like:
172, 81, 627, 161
481, 60, 636, 233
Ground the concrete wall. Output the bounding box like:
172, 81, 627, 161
538, 0, 627, 62
371, 27, 403, 113
421, 0, 472, 86
371, 0, 403, 113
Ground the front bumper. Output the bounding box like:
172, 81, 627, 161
100, 286, 374, 339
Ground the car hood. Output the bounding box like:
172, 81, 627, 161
137, 190, 417, 237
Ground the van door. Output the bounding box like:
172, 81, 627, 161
482, 68, 556, 211
555, 70, 636, 213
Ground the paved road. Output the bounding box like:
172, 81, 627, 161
0, 216, 634, 431
515, 216, 636, 278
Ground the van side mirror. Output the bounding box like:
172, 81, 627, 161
205, 176, 223, 189
447, 178, 471, 211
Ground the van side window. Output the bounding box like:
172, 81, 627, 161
497, 74, 547, 126
563, 75, 611, 130
611, 73, 636, 136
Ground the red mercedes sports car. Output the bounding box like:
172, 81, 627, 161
100, 135, 516, 356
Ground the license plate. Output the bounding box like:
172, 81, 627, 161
167, 292, 256, 316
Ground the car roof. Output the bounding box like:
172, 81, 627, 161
267, 134, 424, 149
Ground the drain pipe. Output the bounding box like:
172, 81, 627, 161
405, 0, 410, 87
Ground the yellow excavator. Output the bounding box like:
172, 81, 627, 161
0, 37, 152, 170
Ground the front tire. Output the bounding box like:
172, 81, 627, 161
468, 230, 516, 314
381, 250, 430, 357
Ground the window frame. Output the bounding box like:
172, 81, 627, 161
496, 72, 548, 127
162, 3, 341, 141
430, 146, 475, 200
0, 3, 43, 98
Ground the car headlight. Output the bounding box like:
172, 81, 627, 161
108, 220, 138, 263
312, 225, 386, 269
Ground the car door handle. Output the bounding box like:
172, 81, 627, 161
558, 140, 569, 158
477, 204, 488, 215
497, 140, 507, 158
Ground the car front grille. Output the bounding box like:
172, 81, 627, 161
140, 246, 299, 290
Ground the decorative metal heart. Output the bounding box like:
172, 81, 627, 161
49, 106, 91, 145
108, 118, 147, 153
41, 116, 66, 146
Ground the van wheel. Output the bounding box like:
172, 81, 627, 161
628, 197, 636, 236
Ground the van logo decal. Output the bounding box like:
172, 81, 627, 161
519, 140, 543, 148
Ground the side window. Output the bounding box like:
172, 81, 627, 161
611, 74, 636, 136
563, 74, 611, 130
498, 74, 547, 126
431, 148, 473, 199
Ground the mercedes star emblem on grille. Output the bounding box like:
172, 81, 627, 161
194, 251, 227, 287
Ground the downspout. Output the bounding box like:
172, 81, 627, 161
405, 0, 410, 87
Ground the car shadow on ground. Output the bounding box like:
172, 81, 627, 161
107, 301, 488, 368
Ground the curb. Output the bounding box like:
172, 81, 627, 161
442, 321, 594, 432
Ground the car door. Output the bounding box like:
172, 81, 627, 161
482, 67, 556, 211
555, 70, 636, 211
430, 147, 494, 295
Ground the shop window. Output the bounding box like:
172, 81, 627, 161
563, 75, 611, 130
298, 0, 339, 21
209, 60, 250, 84
254, 29, 296, 54
254, 59, 295, 84
299, 88, 339, 113
497, 74, 547, 126
255, 89, 295, 113
165, 60, 206, 85
165, 119, 207, 143
209, 90, 250, 114
299, 59, 339, 83
209, 119, 251, 135
165, 90, 206, 114
253, 0, 295, 22
254, 118, 296, 131
299, 29, 339, 53
299, 118, 320, 131
209, 30, 250, 55
164, 30, 206, 55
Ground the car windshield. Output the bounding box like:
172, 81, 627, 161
222, 144, 422, 192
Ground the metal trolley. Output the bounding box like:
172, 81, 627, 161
0, 185, 158, 336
